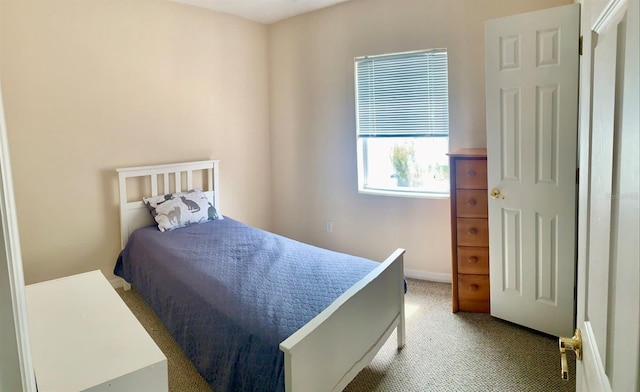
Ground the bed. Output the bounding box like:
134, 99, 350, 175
114, 160, 406, 392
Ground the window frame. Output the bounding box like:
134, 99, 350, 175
354, 48, 451, 198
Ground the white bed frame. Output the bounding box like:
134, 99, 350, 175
116, 160, 406, 392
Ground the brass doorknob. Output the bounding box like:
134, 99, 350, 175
489, 188, 505, 199
559, 329, 582, 380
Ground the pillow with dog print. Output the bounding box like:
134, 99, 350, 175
143, 189, 220, 232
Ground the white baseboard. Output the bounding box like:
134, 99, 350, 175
110, 277, 124, 289
403, 268, 452, 283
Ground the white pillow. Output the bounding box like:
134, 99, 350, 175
143, 189, 219, 232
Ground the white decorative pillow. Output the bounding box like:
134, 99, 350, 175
143, 189, 219, 232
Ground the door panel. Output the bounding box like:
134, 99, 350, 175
535, 213, 558, 305
535, 86, 559, 185
485, 3, 579, 338
499, 87, 521, 182
500, 208, 521, 294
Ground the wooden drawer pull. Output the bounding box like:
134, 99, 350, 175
467, 198, 477, 206
468, 256, 478, 264
467, 170, 476, 177
469, 284, 479, 291
468, 227, 478, 235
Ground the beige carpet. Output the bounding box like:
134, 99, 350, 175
117, 279, 576, 392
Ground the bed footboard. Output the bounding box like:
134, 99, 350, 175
279, 248, 405, 392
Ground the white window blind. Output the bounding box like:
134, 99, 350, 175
355, 49, 449, 138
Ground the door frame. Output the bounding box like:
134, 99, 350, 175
575, 0, 638, 390
0, 83, 37, 390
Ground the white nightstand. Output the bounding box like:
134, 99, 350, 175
25, 270, 167, 392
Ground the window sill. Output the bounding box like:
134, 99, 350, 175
358, 188, 450, 199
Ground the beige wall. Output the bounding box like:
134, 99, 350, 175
268, 0, 572, 278
0, 0, 575, 285
0, 0, 271, 284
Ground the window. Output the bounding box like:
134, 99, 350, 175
355, 49, 450, 197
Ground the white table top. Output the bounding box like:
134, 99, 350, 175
26, 270, 166, 391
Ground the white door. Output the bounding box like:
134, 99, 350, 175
485, 4, 579, 338
575, 0, 639, 390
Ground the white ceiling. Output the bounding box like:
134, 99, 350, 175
172, 0, 350, 24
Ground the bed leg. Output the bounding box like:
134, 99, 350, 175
396, 253, 406, 349
397, 317, 406, 349
397, 304, 406, 349
396, 274, 406, 349
122, 279, 132, 291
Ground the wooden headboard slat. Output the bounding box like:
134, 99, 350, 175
174, 172, 182, 193
187, 171, 193, 190
150, 175, 158, 197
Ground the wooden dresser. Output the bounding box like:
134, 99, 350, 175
448, 148, 490, 313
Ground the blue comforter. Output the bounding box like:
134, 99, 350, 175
114, 217, 379, 391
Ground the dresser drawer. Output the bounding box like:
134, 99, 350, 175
455, 160, 487, 189
448, 149, 489, 313
457, 247, 489, 275
456, 218, 489, 246
458, 274, 490, 312
456, 189, 488, 218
